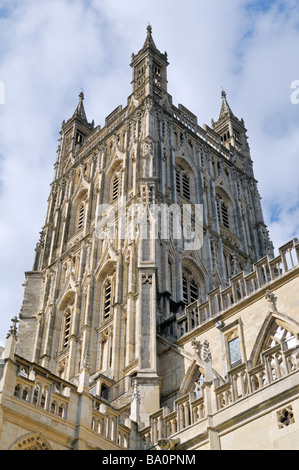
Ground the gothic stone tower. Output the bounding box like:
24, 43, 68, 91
16, 26, 272, 425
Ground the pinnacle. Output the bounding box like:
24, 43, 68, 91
142, 23, 157, 50
73, 90, 88, 123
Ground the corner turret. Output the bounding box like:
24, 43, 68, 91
130, 25, 169, 101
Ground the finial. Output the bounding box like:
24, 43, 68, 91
6, 316, 19, 339
221, 88, 226, 99
147, 23, 152, 35
79, 90, 84, 100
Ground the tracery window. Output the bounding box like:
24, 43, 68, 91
264, 323, 296, 351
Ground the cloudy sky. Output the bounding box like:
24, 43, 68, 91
0, 0, 299, 345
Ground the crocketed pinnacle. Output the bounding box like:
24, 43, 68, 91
72, 91, 88, 123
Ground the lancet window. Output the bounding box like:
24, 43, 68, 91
216, 195, 229, 229
104, 279, 112, 318
175, 166, 191, 200
112, 175, 119, 201
63, 308, 72, 348
111, 172, 122, 202
75, 192, 88, 233
77, 202, 85, 230
102, 273, 116, 320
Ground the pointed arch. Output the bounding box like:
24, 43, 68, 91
55, 290, 76, 354
56, 288, 76, 313
10, 432, 52, 450
73, 171, 89, 201
104, 158, 123, 203
69, 188, 89, 236
250, 311, 299, 366
174, 155, 199, 203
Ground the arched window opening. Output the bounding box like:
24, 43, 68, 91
75, 130, 85, 147
182, 173, 191, 199
104, 280, 112, 318
78, 202, 85, 230
63, 309, 71, 348
216, 195, 230, 229
175, 165, 191, 201
112, 175, 119, 201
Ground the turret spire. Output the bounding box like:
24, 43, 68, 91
130, 24, 169, 97
142, 23, 158, 50
72, 90, 88, 123
219, 89, 234, 119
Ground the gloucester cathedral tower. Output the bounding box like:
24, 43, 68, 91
0, 26, 298, 451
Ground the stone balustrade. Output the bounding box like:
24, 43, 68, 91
215, 343, 299, 411
13, 362, 71, 419
91, 398, 130, 448
140, 392, 205, 449
11, 357, 132, 449
178, 238, 299, 338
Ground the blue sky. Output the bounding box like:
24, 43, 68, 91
0, 0, 299, 344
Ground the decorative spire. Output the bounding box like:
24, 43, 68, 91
219, 88, 234, 119
142, 23, 158, 50
72, 90, 88, 123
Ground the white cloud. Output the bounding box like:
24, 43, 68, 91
0, 0, 299, 342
